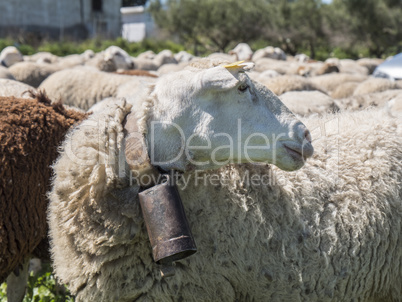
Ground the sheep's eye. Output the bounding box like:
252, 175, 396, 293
238, 83, 249, 92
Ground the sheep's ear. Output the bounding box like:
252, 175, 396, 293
199, 66, 240, 91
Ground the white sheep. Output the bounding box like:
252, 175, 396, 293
133, 50, 178, 71
257, 74, 326, 96
294, 53, 310, 63
86, 46, 134, 72
352, 77, 402, 96
0, 66, 15, 80
136, 50, 156, 60
206, 52, 237, 63
309, 73, 368, 93
48, 60, 401, 301
39, 66, 126, 108
247, 69, 281, 84
23, 51, 60, 64
335, 89, 402, 111
325, 58, 369, 75
279, 90, 339, 116
174, 50, 194, 63
0, 46, 23, 67
252, 46, 287, 61
387, 94, 402, 116
8, 61, 60, 88
39, 66, 150, 110
330, 81, 360, 99
252, 57, 295, 74
0, 79, 36, 98
357, 57, 384, 74
228, 43, 253, 61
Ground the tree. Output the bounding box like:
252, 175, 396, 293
149, 0, 273, 53
264, 0, 328, 59
328, 0, 402, 57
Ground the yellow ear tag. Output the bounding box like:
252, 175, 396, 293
223, 61, 245, 68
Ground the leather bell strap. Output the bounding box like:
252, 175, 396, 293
123, 111, 160, 187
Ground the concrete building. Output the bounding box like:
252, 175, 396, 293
121, 5, 156, 42
0, 0, 122, 40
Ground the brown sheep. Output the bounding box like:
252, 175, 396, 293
0, 91, 88, 300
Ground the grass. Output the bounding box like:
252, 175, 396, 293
0, 262, 74, 302
0, 37, 186, 57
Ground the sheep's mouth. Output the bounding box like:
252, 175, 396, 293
283, 144, 307, 161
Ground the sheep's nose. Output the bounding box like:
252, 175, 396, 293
301, 129, 314, 159
304, 129, 312, 144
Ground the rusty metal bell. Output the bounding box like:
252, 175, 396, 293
138, 174, 197, 264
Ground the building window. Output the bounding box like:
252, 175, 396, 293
122, 0, 147, 7
92, 0, 103, 12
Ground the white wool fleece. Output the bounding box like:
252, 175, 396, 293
48, 105, 402, 301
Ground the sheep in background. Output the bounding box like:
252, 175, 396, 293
294, 53, 310, 63
206, 52, 237, 63
0, 46, 23, 67
248, 69, 281, 83
132, 49, 178, 71
228, 43, 253, 61
48, 60, 401, 301
335, 89, 402, 111
253, 57, 295, 74
114, 69, 158, 78
252, 46, 287, 61
0, 66, 15, 80
330, 81, 360, 99
357, 57, 384, 74
157, 62, 190, 75
309, 73, 368, 93
174, 50, 195, 63
136, 50, 156, 60
296, 61, 339, 77
23, 52, 60, 64
326, 58, 369, 75
116, 76, 157, 99
279, 90, 339, 116
155, 49, 178, 65
0, 91, 87, 302
9, 50, 98, 88
8, 62, 60, 88
258, 74, 326, 95
86, 46, 134, 72
387, 95, 402, 116
0, 79, 36, 98
353, 77, 402, 96
39, 66, 149, 110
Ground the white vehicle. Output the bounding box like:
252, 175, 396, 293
373, 53, 402, 80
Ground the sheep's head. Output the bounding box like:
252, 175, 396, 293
142, 60, 313, 172
104, 46, 134, 70
0, 46, 23, 67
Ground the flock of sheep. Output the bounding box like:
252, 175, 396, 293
0, 42, 401, 302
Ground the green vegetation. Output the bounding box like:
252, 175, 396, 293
149, 0, 402, 59
0, 37, 185, 58
0, 262, 74, 302
2, 0, 402, 60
